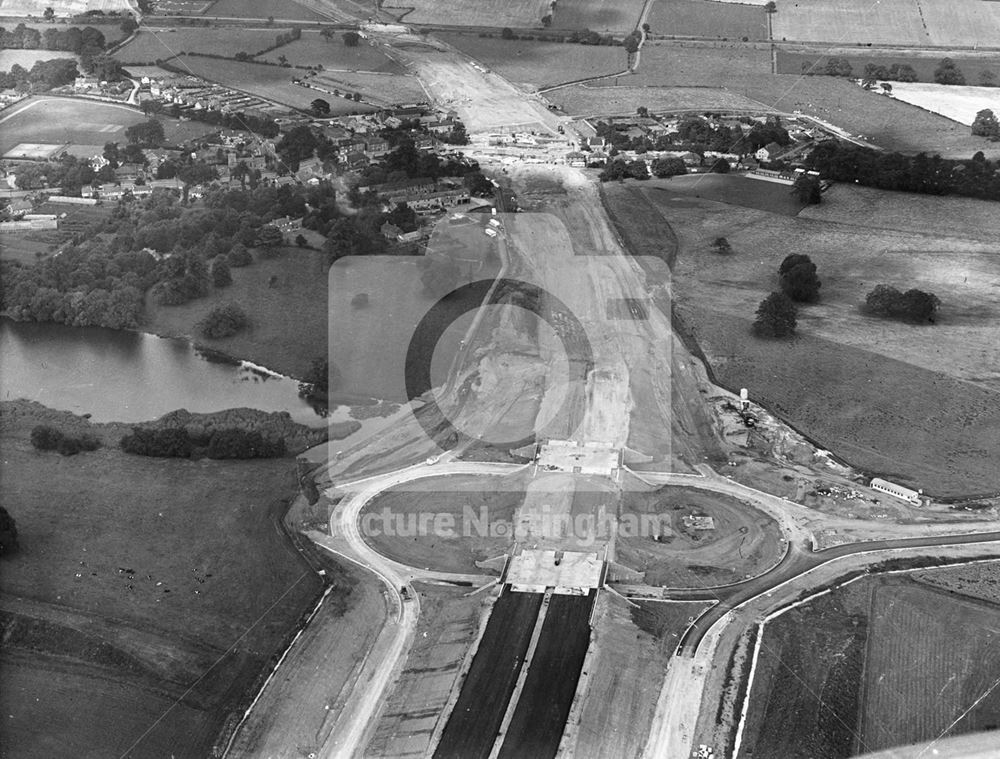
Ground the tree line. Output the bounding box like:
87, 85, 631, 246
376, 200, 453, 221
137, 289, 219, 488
120, 426, 286, 459
806, 142, 1000, 201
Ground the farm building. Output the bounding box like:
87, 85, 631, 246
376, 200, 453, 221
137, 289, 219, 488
870, 478, 921, 504
755, 142, 786, 162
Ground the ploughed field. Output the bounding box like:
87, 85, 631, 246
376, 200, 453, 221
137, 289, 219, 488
740, 568, 1000, 757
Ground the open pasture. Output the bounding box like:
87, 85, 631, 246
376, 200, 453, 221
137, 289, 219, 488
646, 0, 768, 41
114, 26, 292, 62
771, 0, 1000, 47
592, 41, 773, 88
439, 33, 625, 89
552, 0, 646, 33
256, 30, 403, 72
382, 0, 549, 27
172, 54, 375, 111
550, 82, 775, 116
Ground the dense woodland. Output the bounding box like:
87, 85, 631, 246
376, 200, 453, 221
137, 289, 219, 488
0, 23, 125, 84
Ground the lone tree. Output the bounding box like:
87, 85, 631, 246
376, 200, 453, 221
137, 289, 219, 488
764, 1, 777, 12
779, 253, 821, 302
712, 236, 732, 254
934, 58, 966, 85
971, 109, 1000, 140
501, 27, 515, 40
0, 505, 18, 556
310, 98, 331, 117
199, 303, 249, 339
753, 291, 797, 338
343, 31, 360, 46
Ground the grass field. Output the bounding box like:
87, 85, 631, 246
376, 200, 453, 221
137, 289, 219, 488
884, 82, 1000, 127
360, 473, 526, 573
603, 42, 1000, 157
0, 49, 77, 69
550, 83, 774, 116
861, 580, 1000, 751
145, 247, 328, 380
0, 400, 326, 758
0, 97, 209, 155
646, 0, 768, 40
438, 33, 626, 89
775, 49, 1000, 86
618, 484, 783, 586
604, 180, 1000, 497
382, 0, 550, 26
204, 0, 332, 20
740, 580, 869, 758
772, 0, 1000, 47
172, 53, 375, 111
309, 69, 426, 105
256, 30, 404, 71
647, 174, 808, 216
114, 26, 293, 62
552, 0, 646, 33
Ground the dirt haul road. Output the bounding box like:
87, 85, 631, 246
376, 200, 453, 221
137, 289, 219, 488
372, 32, 566, 134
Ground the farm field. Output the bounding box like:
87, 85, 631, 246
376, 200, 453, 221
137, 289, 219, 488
739, 580, 870, 758
144, 247, 328, 380
775, 48, 1000, 85
861, 580, 1000, 750
438, 33, 626, 90
646, 0, 768, 41
603, 180, 1000, 497
607, 42, 1000, 156
771, 0, 1000, 47
0, 49, 77, 69
204, 0, 332, 20
308, 69, 426, 105
550, 83, 774, 117
0, 400, 326, 758
360, 473, 526, 574
381, 0, 549, 27
171, 53, 375, 111
113, 26, 294, 62
256, 30, 404, 71
884, 82, 1000, 127
618, 484, 783, 586
0, 97, 208, 156
552, 0, 646, 33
